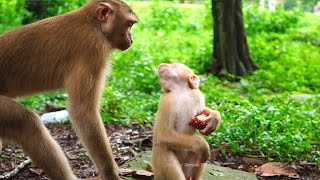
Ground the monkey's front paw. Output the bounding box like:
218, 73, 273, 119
199, 109, 221, 136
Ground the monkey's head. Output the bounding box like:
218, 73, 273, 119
158, 62, 200, 93
95, 0, 138, 50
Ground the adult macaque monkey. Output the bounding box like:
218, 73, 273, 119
152, 62, 221, 180
0, 0, 138, 179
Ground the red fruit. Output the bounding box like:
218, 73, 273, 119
189, 117, 207, 130
189, 111, 209, 130
200, 110, 210, 116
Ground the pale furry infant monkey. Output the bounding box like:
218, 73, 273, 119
152, 62, 221, 180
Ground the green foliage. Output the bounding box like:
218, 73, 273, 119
139, 2, 182, 31
289, 13, 320, 47
39, 0, 86, 17
244, 8, 302, 35
0, 0, 28, 32
24, 0, 86, 22
203, 78, 320, 162
247, 33, 320, 93
20, 92, 67, 112
284, 0, 319, 12
204, 10, 319, 164
0, 1, 319, 165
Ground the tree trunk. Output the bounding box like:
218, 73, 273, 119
212, 0, 257, 76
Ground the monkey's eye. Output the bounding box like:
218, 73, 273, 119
128, 21, 135, 27
127, 18, 138, 27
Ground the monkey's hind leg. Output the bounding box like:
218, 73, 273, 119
0, 96, 77, 180
153, 151, 186, 180
191, 161, 205, 180
181, 151, 206, 180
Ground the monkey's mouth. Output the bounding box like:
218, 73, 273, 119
119, 42, 131, 51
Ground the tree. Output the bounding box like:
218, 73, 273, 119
212, 0, 258, 76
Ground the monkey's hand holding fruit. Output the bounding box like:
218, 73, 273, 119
190, 109, 221, 136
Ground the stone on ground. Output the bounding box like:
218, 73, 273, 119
121, 151, 257, 180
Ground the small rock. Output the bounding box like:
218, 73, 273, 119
121, 151, 258, 180
40, 110, 69, 123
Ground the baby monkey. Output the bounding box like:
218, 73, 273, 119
152, 62, 221, 180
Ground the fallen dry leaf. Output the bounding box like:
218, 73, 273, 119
119, 168, 153, 179
65, 152, 78, 160
255, 162, 299, 178
132, 170, 154, 180
140, 138, 153, 147
29, 167, 44, 176
243, 157, 265, 166
119, 168, 136, 176
210, 149, 221, 160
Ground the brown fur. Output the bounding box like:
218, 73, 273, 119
152, 62, 221, 180
0, 0, 138, 179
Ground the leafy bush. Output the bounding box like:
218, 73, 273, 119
247, 33, 320, 93
23, 0, 86, 23
139, 2, 183, 31
0, 0, 28, 32
244, 8, 302, 35
288, 13, 320, 47
202, 77, 320, 162
0, 0, 25, 24
19, 92, 67, 112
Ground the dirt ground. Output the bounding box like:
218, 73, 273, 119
0, 123, 319, 180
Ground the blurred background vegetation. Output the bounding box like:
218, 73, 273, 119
0, 0, 319, 166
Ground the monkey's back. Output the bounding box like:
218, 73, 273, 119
0, 5, 107, 97
153, 90, 205, 138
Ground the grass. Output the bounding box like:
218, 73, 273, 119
1, 1, 319, 165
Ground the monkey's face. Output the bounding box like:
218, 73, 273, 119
158, 62, 200, 92
113, 13, 137, 51
96, 2, 138, 51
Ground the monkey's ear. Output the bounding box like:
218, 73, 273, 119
188, 74, 200, 89
96, 3, 113, 22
